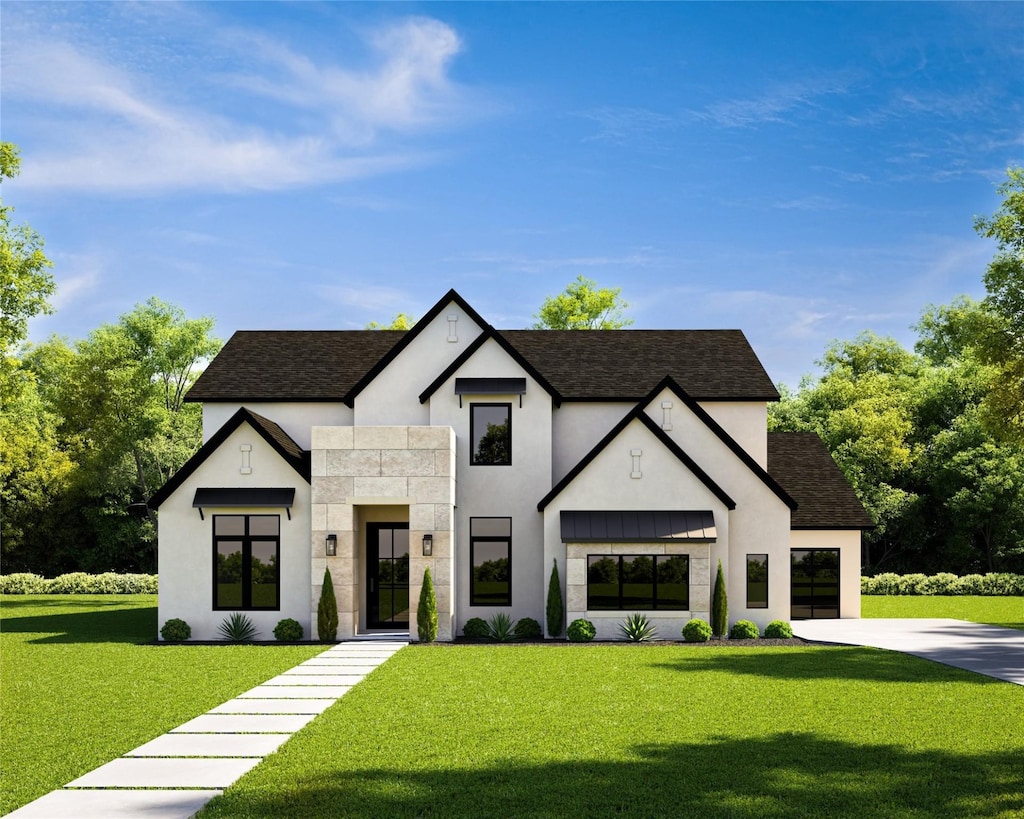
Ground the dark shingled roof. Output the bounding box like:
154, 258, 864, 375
500, 330, 777, 400
767, 432, 874, 529
187, 331, 403, 402
188, 328, 778, 403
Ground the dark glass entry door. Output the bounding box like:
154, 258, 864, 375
791, 549, 840, 619
367, 523, 409, 628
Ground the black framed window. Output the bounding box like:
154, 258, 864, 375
213, 514, 280, 610
471, 403, 511, 465
746, 554, 768, 608
587, 554, 688, 610
470, 517, 511, 605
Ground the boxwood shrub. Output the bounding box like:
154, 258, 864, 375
513, 617, 543, 639
567, 618, 596, 642
273, 618, 304, 641
160, 618, 192, 642
463, 617, 489, 638
729, 619, 760, 639
764, 620, 793, 638
682, 618, 712, 643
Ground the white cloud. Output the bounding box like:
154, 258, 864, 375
2, 14, 470, 194
448, 248, 662, 274
316, 284, 420, 316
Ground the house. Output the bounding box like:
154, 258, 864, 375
149, 289, 871, 641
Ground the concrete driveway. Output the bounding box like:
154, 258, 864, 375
792, 618, 1024, 685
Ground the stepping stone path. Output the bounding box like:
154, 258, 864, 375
8, 640, 406, 819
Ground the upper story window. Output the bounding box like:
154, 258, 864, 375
213, 515, 280, 611
471, 403, 511, 465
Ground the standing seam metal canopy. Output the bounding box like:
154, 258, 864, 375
560, 511, 717, 542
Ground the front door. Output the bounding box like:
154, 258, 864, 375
791, 549, 840, 618
366, 523, 410, 629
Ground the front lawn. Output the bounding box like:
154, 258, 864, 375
0, 596, 327, 815
862, 595, 1024, 630
201, 644, 1024, 818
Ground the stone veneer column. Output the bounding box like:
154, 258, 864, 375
310, 425, 456, 641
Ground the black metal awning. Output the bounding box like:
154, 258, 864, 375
560, 510, 717, 543
192, 488, 296, 520
454, 377, 528, 407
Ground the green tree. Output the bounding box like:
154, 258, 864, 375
317, 568, 338, 642
1, 143, 56, 400
546, 558, 563, 638
973, 167, 1024, 439
533, 275, 633, 329
416, 566, 438, 643
712, 559, 728, 637
366, 313, 415, 330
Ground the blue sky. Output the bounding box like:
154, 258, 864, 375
3, 1, 1021, 387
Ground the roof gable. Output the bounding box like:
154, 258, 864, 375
538, 405, 736, 511
148, 408, 309, 509
649, 377, 796, 509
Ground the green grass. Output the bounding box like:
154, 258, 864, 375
0, 596, 327, 815
201, 645, 1024, 818
863, 595, 1024, 630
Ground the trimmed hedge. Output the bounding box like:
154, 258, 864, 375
1, 572, 158, 594
861, 572, 1024, 596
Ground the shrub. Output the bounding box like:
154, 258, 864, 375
317, 568, 338, 642
860, 572, 1024, 596
764, 620, 793, 639
514, 617, 543, 639
219, 612, 258, 642
712, 559, 728, 637
898, 573, 929, 595
463, 617, 489, 638
954, 574, 987, 595
567, 618, 596, 642
682, 618, 712, 643
417, 566, 439, 643
0, 573, 47, 594
619, 612, 658, 642
547, 558, 564, 638
48, 573, 94, 594
487, 612, 515, 642
729, 619, 760, 639
917, 572, 959, 595
273, 618, 303, 642
160, 618, 191, 642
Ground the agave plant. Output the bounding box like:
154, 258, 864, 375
219, 612, 259, 642
486, 612, 515, 642
619, 612, 658, 642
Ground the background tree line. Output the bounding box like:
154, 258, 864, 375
2, 135, 1021, 576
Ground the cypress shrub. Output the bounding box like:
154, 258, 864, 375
712, 559, 728, 637
546, 558, 564, 637
417, 566, 438, 643
317, 568, 338, 642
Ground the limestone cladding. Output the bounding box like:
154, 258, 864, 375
565, 543, 712, 640
311, 426, 457, 642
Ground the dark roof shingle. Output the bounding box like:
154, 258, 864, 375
188, 328, 778, 403
767, 432, 873, 529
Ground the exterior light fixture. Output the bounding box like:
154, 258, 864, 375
422, 533, 433, 556
325, 533, 337, 557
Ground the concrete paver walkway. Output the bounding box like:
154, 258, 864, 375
8, 639, 406, 819
792, 618, 1024, 685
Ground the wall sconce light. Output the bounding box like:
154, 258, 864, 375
422, 533, 433, 556
325, 533, 337, 557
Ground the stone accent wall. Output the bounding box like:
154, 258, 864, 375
566, 542, 711, 640
311, 426, 456, 641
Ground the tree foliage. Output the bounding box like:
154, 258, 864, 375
533, 275, 633, 329
366, 313, 416, 330
1, 143, 55, 400
2, 299, 220, 573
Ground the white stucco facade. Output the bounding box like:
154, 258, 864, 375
154, 291, 869, 642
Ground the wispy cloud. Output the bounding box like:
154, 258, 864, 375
316, 284, 420, 317
2, 12, 474, 194
692, 77, 853, 128
573, 106, 677, 146
449, 248, 663, 274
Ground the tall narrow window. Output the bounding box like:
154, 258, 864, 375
746, 554, 768, 608
471, 404, 511, 465
470, 517, 511, 605
213, 515, 280, 610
